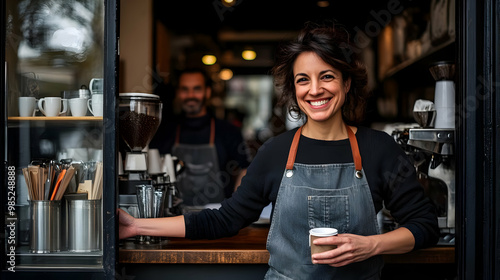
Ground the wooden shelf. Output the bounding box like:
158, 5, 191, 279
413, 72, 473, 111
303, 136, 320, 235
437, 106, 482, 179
8, 116, 103, 121
381, 38, 456, 81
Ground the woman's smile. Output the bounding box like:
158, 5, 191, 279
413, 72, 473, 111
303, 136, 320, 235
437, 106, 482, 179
308, 98, 331, 108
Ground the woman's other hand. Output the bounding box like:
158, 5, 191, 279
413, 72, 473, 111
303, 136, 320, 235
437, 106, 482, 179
117, 208, 137, 239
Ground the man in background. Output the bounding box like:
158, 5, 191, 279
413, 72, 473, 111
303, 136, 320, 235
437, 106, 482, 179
149, 68, 251, 209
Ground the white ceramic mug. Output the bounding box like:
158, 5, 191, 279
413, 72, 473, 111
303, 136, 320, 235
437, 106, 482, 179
147, 148, 162, 175
18, 96, 37, 117
69, 98, 88, 117
87, 94, 103, 116
38, 97, 67, 117
89, 78, 104, 95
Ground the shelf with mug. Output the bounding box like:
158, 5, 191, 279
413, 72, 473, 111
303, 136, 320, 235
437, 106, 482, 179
14, 246, 103, 269
379, 38, 456, 84
7, 116, 103, 128
8, 116, 103, 121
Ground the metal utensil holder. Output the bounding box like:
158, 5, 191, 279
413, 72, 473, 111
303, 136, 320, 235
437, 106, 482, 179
29, 200, 61, 253
68, 199, 102, 252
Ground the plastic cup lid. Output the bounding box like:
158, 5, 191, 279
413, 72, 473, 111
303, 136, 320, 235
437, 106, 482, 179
309, 227, 338, 236
119, 92, 160, 99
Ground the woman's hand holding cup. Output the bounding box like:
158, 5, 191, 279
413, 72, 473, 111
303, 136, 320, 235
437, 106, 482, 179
309, 227, 338, 262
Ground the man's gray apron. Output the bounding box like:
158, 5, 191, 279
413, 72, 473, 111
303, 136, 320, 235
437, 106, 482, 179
264, 125, 383, 279
172, 119, 225, 206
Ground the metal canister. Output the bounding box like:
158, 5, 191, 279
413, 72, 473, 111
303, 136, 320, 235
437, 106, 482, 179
29, 200, 61, 253
79, 85, 91, 99
68, 199, 102, 252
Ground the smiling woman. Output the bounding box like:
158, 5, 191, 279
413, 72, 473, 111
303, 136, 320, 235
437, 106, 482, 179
118, 20, 440, 280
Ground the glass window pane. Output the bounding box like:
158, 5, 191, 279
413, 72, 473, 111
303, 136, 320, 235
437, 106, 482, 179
5, 0, 104, 270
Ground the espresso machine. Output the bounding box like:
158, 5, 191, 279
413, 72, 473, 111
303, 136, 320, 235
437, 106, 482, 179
406, 62, 456, 245
407, 128, 455, 244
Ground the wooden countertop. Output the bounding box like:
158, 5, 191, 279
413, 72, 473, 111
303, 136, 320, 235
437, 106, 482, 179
119, 225, 455, 265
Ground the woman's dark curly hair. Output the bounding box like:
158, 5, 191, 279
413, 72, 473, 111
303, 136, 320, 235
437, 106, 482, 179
272, 21, 369, 125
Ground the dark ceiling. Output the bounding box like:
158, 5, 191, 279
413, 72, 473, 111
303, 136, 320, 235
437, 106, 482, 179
153, 0, 418, 75
155, 0, 389, 33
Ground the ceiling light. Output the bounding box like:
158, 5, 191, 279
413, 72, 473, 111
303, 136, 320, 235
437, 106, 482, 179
222, 0, 236, 7
317, 1, 330, 8
242, 49, 256, 61
219, 68, 233, 80
202, 54, 217, 65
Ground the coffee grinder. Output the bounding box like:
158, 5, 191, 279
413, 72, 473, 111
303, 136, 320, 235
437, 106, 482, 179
119, 93, 162, 180
430, 61, 455, 129
118, 93, 162, 217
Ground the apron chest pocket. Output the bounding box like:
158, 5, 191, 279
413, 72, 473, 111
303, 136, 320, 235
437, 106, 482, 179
307, 195, 349, 233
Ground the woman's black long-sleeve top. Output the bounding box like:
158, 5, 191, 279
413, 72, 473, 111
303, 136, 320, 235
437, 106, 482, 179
184, 126, 440, 250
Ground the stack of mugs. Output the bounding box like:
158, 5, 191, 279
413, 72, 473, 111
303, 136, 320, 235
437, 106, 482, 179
18, 78, 104, 117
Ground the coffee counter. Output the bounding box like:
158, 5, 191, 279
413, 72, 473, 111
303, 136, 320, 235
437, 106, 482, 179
119, 225, 455, 264
119, 225, 270, 264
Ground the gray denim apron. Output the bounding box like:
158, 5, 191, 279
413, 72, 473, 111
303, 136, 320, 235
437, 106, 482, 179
264, 125, 383, 279
173, 119, 225, 206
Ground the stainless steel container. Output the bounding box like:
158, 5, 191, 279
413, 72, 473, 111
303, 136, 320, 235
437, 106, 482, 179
29, 200, 61, 253
135, 185, 165, 244
68, 199, 102, 252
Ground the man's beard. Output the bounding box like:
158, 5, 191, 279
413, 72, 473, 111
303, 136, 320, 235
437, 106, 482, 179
182, 97, 206, 116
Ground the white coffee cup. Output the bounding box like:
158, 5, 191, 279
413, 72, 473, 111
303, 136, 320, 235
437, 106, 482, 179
161, 154, 177, 182
89, 78, 104, 95
38, 97, 67, 117
147, 148, 162, 175
18, 97, 37, 117
88, 94, 103, 116
69, 98, 88, 117
309, 227, 338, 259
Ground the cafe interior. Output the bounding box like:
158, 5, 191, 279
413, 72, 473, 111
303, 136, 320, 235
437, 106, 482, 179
1, 0, 499, 279
118, 1, 456, 279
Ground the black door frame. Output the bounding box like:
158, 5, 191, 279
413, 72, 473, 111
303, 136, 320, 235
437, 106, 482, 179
456, 0, 500, 279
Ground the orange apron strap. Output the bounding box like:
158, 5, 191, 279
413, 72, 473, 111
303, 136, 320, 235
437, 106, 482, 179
346, 124, 362, 173
286, 125, 362, 178
286, 127, 302, 170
